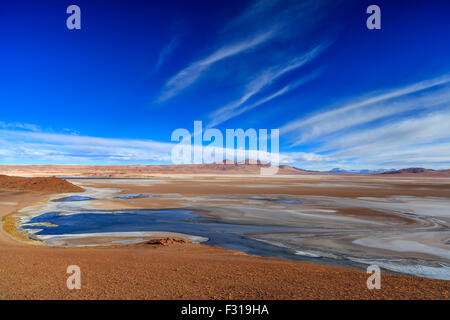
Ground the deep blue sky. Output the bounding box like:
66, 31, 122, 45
1, 0, 450, 169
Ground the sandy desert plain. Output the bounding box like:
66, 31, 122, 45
0, 164, 449, 299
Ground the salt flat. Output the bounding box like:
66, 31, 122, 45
10, 174, 449, 280
1, 174, 449, 299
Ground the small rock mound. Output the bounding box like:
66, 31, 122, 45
146, 238, 187, 246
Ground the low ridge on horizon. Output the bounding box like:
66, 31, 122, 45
0, 162, 308, 177
0, 163, 449, 178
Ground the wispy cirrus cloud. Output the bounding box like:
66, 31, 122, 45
363, 142, 450, 167
0, 129, 175, 164
207, 44, 327, 127
281, 74, 450, 144
156, 29, 276, 102
280, 74, 450, 170
327, 108, 450, 157
0, 121, 40, 132
0, 127, 327, 166
156, 0, 332, 103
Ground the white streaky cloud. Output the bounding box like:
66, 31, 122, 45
326, 108, 450, 157
1, 130, 173, 151
1, 123, 448, 169
199, 30, 276, 66
297, 86, 450, 145
362, 142, 450, 165
0, 128, 306, 166
157, 29, 276, 102
0, 130, 175, 164
207, 44, 327, 127
279, 151, 332, 163
0, 121, 40, 132
213, 70, 322, 126
276, 73, 450, 170
306, 107, 450, 169
156, 0, 332, 103
281, 74, 450, 144
329, 143, 450, 169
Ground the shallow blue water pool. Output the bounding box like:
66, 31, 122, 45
52, 196, 97, 202
23, 209, 316, 262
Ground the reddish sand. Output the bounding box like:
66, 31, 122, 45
0, 174, 84, 193
0, 175, 449, 299
1, 239, 448, 300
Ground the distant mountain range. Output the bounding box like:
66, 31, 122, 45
327, 168, 394, 174
327, 167, 450, 177
379, 168, 450, 177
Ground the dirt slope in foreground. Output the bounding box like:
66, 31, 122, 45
0, 189, 448, 299
0, 175, 84, 193
0, 241, 448, 300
